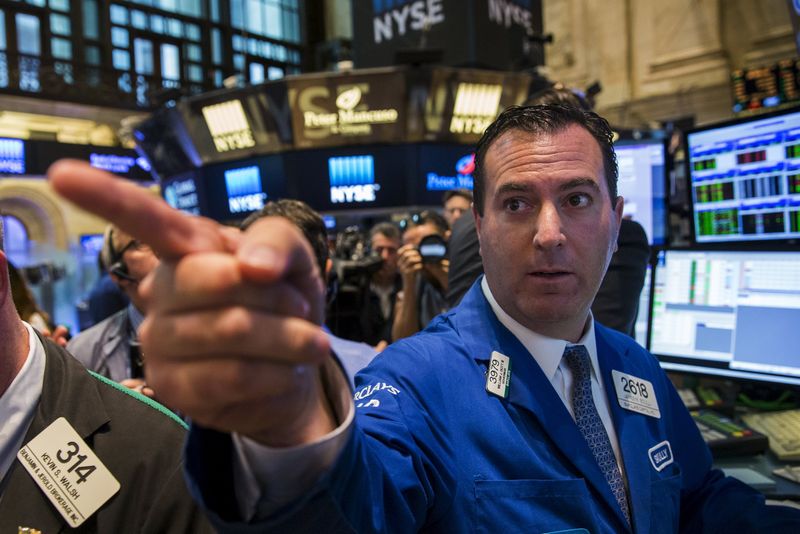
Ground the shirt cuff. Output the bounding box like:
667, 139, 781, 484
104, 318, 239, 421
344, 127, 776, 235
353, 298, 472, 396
231, 357, 355, 520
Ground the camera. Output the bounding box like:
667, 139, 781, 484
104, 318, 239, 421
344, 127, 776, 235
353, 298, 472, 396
418, 234, 447, 263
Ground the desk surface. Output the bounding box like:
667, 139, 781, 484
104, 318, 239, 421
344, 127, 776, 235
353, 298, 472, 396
716, 453, 800, 497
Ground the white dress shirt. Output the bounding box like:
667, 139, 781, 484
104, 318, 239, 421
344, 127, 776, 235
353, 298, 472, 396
480, 277, 626, 479
0, 323, 46, 487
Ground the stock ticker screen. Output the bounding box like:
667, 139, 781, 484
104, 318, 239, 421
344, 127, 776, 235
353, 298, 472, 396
687, 107, 800, 244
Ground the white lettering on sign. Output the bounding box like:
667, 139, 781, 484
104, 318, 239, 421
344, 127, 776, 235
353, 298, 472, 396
228, 192, 266, 213
449, 83, 503, 135
373, 0, 445, 44
330, 184, 380, 204
488, 0, 532, 30
202, 100, 256, 153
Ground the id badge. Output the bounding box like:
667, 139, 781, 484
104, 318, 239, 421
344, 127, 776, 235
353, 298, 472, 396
17, 418, 120, 527
611, 370, 660, 418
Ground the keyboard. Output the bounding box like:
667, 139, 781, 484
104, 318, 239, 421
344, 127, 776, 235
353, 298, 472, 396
742, 409, 800, 461
692, 410, 768, 457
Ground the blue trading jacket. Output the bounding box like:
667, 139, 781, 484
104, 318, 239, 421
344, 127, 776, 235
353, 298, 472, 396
186, 280, 800, 533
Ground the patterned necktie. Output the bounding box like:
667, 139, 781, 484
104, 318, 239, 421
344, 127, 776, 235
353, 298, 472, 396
564, 344, 631, 527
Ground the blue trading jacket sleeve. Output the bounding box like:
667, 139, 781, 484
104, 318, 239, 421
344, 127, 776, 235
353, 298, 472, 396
184, 339, 455, 533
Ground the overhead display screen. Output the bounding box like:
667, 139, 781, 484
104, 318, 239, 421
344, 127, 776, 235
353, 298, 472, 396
287, 70, 407, 149
30, 141, 154, 181
420, 68, 531, 144
413, 143, 476, 206
180, 81, 293, 165
201, 155, 288, 222
161, 171, 206, 216
283, 145, 414, 212
0, 137, 26, 175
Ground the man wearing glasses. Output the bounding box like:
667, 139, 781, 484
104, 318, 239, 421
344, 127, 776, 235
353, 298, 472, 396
67, 226, 159, 396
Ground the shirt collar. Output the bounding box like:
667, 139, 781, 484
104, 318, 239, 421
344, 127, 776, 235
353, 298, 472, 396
480, 276, 600, 380
128, 303, 145, 333
0, 323, 46, 483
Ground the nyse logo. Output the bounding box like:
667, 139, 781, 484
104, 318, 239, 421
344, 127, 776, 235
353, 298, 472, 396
372, 0, 445, 44
329, 155, 380, 204
449, 83, 502, 135
225, 166, 266, 214
0, 138, 25, 174
202, 100, 256, 153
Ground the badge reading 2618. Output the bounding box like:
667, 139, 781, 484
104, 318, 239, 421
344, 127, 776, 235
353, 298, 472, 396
612, 370, 661, 418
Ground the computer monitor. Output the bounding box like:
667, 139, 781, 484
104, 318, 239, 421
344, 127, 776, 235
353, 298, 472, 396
633, 263, 652, 349
686, 106, 800, 245
649, 249, 800, 387
613, 137, 668, 245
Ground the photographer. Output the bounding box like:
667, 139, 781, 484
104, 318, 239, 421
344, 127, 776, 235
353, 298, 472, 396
361, 222, 402, 347
392, 211, 450, 341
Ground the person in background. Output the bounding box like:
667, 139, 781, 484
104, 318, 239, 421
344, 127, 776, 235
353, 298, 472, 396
442, 188, 473, 228
591, 216, 649, 336
86, 251, 129, 327
8, 261, 53, 333
8, 261, 69, 347
241, 200, 377, 384
67, 225, 159, 396
392, 211, 450, 341
361, 222, 402, 348
445, 209, 482, 308
0, 220, 211, 532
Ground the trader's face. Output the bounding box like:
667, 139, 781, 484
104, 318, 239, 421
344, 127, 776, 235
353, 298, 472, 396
475, 125, 623, 341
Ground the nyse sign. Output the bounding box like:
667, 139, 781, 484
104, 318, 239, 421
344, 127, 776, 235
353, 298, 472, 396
449, 83, 503, 135
372, 0, 446, 44
328, 155, 380, 204
487, 0, 532, 30
202, 100, 257, 153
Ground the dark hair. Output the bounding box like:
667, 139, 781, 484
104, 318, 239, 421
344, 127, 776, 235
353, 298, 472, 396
442, 188, 473, 205
241, 199, 328, 279
402, 210, 449, 236
523, 86, 593, 111
472, 104, 618, 216
369, 221, 401, 242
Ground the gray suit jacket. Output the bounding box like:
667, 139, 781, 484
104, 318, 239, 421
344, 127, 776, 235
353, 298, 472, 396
67, 308, 132, 382
0, 332, 212, 533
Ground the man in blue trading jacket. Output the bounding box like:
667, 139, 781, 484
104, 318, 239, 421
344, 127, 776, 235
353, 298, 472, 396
49, 105, 800, 533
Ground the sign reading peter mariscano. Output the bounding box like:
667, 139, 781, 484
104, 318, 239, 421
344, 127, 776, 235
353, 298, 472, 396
351, 0, 542, 71
287, 71, 407, 149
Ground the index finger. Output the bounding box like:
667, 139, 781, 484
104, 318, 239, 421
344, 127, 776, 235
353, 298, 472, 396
48, 159, 227, 259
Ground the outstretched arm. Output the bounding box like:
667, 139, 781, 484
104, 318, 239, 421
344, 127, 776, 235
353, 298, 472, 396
49, 160, 337, 447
